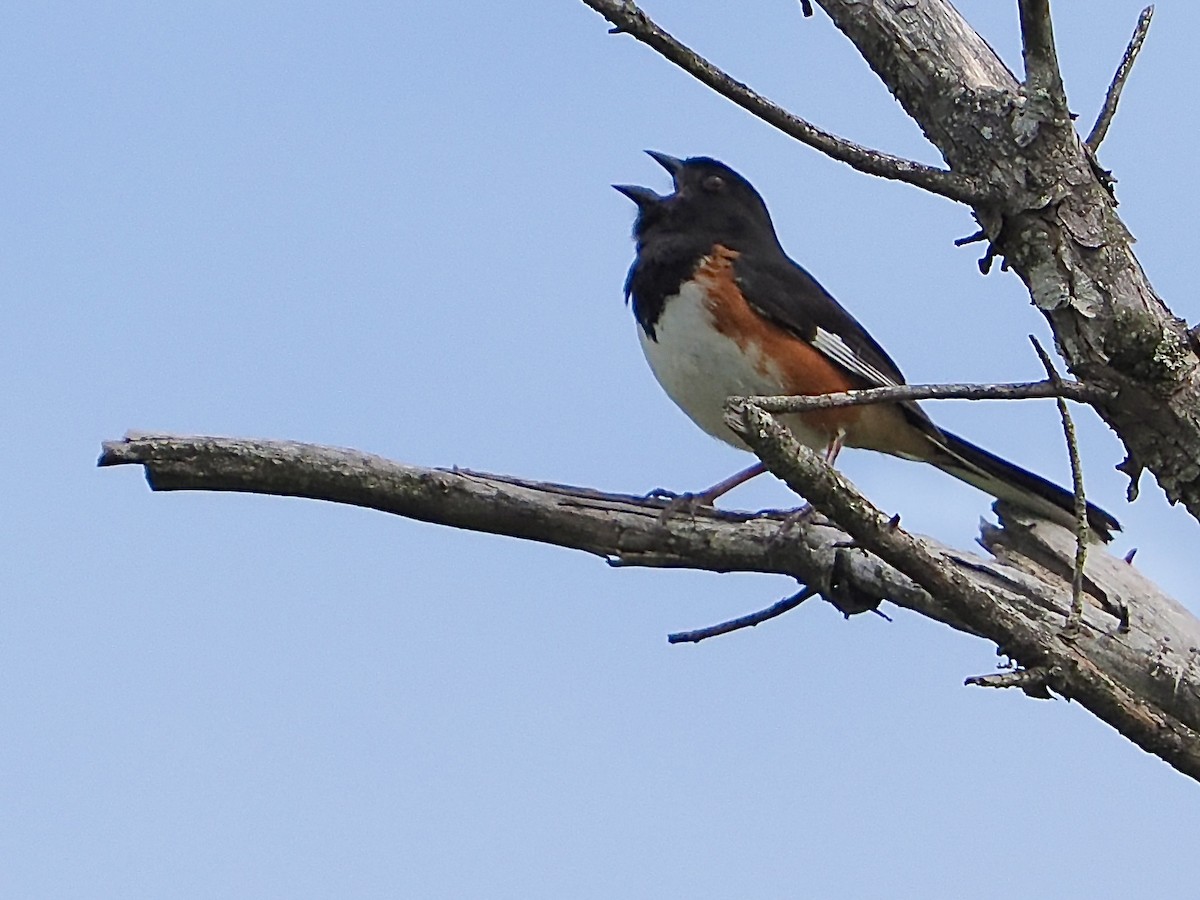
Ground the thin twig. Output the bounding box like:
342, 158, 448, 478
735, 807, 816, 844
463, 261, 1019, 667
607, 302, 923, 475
1030, 337, 1088, 630
1086, 5, 1154, 151
1018, 0, 1069, 116
667, 585, 817, 644
737, 378, 1108, 416
580, 0, 985, 204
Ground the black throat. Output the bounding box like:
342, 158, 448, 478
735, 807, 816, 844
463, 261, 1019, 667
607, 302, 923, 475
625, 232, 718, 340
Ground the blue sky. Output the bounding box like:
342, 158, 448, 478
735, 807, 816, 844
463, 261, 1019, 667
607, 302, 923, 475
5, 2, 1199, 896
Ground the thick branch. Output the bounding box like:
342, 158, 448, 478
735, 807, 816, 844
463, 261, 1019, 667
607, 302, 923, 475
580, 0, 983, 203
96, 433, 967, 629
101, 432, 1200, 782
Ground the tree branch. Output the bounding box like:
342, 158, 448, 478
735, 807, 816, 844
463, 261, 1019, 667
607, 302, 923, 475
723, 402, 1200, 781
1031, 335, 1089, 629
1018, 0, 1070, 120
740, 378, 1107, 415
101, 431, 1200, 782
1086, 5, 1154, 152
580, 0, 985, 203
94, 433, 968, 631
667, 586, 818, 644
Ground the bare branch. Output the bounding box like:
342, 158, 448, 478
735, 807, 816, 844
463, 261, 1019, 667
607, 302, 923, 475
1018, 0, 1069, 117
100, 431, 1200, 780
1086, 5, 1154, 151
1030, 337, 1089, 630
739, 378, 1108, 416
580, 0, 985, 204
667, 586, 817, 644
94, 433, 970, 632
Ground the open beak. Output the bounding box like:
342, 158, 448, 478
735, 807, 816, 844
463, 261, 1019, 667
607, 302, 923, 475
614, 151, 685, 207
644, 150, 684, 181
612, 183, 664, 208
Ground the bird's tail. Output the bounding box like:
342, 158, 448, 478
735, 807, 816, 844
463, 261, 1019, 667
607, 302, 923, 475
926, 429, 1119, 542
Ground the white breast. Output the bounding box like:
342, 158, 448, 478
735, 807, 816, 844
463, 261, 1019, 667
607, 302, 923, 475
638, 281, 828, 451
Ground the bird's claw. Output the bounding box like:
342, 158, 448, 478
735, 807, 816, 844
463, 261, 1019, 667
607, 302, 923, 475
643, 487, 682, 501
648, 491, 712, 522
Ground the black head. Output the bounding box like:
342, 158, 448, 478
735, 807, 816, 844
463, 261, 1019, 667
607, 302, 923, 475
613, 152, 779, 252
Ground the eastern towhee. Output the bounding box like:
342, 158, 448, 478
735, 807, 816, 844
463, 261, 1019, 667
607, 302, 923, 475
615, 152, 1119, 541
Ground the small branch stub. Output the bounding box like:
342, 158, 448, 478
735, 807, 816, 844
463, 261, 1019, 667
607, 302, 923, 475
1018, 0, 1070, 119
966, 666, 1054, 699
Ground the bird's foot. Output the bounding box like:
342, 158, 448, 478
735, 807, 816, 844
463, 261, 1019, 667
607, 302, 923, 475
643, 487, 683, 501
767, 503, 816, 548
648, 490, 714, 522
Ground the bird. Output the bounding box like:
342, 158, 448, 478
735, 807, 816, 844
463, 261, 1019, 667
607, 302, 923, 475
614, 152, 1119, 541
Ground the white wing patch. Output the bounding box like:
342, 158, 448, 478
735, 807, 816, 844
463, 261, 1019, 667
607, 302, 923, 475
811, 327, 901, 388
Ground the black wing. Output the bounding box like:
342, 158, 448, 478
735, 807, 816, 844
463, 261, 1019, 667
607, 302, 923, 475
731, 251, 909, 389
732, 249, 943, 437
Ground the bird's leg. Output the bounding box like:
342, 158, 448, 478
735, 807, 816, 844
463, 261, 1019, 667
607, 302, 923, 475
770, 429, 846, 537
646, 462, 767, 519
650, 427, 842, 520
694, 462, 768, 503
824, 429, 846, 464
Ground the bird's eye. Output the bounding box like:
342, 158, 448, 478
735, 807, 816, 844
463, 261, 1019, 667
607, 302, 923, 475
701, 175, 726, 193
